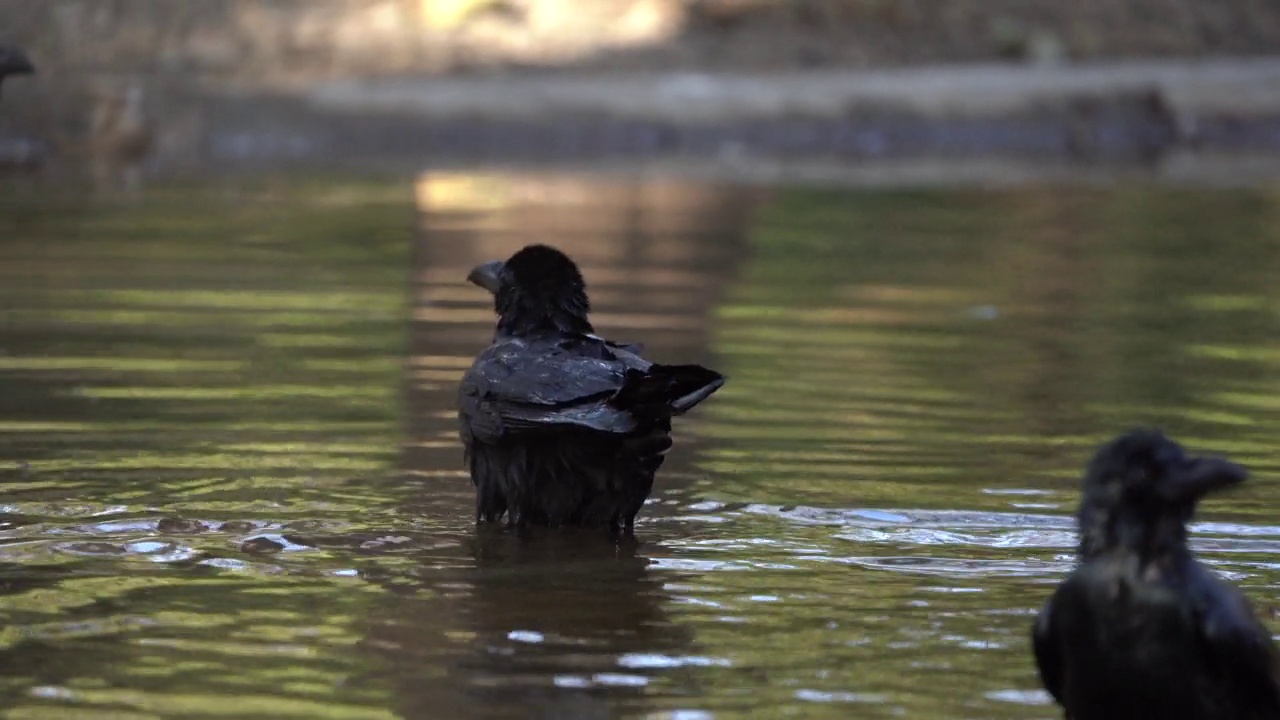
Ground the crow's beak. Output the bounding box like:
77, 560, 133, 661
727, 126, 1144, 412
1161, 456, 1248, 503
466, 260, 504, 295
1, 48, 35, 76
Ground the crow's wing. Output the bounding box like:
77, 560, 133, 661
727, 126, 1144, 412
1191, 566, 1280, 712
458, 337, 649, 441
1032, 584, 1067, 708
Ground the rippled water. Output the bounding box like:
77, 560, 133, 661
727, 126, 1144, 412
2, 173, 1279, 719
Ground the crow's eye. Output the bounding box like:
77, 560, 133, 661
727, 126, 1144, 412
1153, 445, 1182, 468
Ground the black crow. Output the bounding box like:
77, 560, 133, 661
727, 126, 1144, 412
1033, 429, 1280, 720
0, 46, 34, 100
457, 244, 725, 535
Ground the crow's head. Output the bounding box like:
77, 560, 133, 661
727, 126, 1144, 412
467, 244, 593, 336
1077, 429, 1246, 560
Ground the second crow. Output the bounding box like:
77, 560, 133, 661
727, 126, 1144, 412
1033, 429, 1280, 720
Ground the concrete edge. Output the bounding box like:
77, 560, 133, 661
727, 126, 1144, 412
304, 57, 1280, 123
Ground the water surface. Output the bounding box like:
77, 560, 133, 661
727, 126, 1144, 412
1, 172, 1279, 719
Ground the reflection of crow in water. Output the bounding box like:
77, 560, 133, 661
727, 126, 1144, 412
363, 528, 696, 720
0, 46, 33, 100
458, 244, 724, 535
1033, 429, 1280, 720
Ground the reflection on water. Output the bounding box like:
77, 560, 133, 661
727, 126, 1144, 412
0, 173, 1278, 719
363, 530, 698, 720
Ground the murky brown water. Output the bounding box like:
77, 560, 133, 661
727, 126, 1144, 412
1, 172, 1279, 719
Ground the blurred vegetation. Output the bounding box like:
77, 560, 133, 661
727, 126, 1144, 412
2, 0, 1277, 80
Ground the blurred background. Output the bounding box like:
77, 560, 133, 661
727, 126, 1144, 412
4, 4, 1280, 720
3, 0, 1280, 183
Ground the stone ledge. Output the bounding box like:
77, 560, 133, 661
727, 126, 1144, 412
307, 57, 1280, 122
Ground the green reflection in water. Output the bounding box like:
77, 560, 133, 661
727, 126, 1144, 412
701, 186, 1280, 508
681, 185, 1280, 719
3, 177, 1280, 720
0, 179, 414, 718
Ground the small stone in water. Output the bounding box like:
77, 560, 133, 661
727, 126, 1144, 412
240, 537, 286, 554
218, 520, 257, 533
157, 517, 207, 533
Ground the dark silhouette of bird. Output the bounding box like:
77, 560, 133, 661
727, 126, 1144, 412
1033, 429, 1280, 720
457, 244, 725, 536
0, 46, 34, 100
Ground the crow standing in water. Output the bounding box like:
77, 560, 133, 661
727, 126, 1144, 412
457, 244, 725, 535
1033, 429, 1280, 720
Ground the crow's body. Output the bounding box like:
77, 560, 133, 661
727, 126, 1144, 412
1033, 430, 1280, 720
457, 245, 724, 535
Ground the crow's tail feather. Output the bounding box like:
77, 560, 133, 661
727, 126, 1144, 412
610, 364, 725, 416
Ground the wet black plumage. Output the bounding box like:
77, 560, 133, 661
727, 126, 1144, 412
457, 244, 725, 535
1033, 429, 1280, 720
0, 46, 33, 99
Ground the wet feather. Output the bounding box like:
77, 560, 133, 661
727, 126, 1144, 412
457, 244, 725, 535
